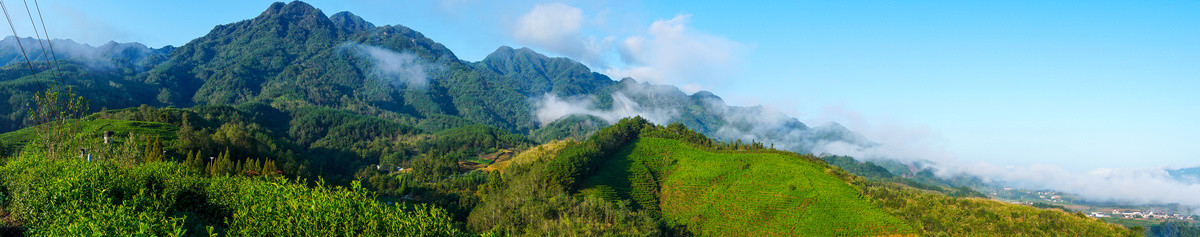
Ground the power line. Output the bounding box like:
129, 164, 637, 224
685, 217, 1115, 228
31, 0, 63, 85
0, 0, 46, 92
21, 0, 62, 85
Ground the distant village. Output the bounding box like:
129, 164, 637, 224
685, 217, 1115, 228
1089, 210, 1192, 220
992, 188, 1069, 204
991, 187, 1199, 222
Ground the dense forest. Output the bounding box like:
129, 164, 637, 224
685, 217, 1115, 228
0, 1, 1153, 236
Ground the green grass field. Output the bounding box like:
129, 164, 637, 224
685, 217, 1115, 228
0, 119, 178, 156
580, 137, 916, 236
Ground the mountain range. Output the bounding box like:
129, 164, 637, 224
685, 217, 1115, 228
0, 1, 866, 155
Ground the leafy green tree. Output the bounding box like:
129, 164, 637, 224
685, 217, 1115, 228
144, 137, 165, 163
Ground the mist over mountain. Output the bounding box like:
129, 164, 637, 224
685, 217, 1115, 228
0, 36, 171, 70
1169, 166, 1200, 184
0, 36, 172, 132
0, 1, 870, 153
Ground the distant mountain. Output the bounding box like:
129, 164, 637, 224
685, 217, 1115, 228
0, 36, 172, 70
0, 1, 869, 154
1169, 167, 1200, 184
476, 46, 615, 98
140, 1, 552, 133
548, 77, 873, 153
0, 37, 172, 132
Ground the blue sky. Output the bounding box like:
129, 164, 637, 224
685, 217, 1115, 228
8, 0, 1199, 172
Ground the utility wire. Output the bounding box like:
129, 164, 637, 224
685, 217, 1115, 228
0, 0, 46, 92
22, 0, 62, 85
31, 0, 63, 85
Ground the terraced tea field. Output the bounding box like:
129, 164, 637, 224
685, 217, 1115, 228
580, 137, 916, 236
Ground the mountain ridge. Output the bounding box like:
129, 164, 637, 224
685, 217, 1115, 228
1, 0, 868, 154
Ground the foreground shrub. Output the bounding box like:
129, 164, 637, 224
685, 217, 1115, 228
0, 154, 188, 236
210, 177, 464, 236
0, 147, 464, 236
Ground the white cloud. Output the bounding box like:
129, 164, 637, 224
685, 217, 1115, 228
508, 5, 745, 90
807, 104, 1200, 206
340, 42, 441, 88
533, 92, 676, 126
806, 104, 955, 165
957, 163, 1200, 206
512, 3, 605, 67
606, 14, 745, 88
51, 3, 132, 46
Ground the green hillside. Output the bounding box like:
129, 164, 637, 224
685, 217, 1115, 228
0, 1, 1153, 236
0, 118, 177, 158
0, 107, 1140, 236
579, 137, 915, 236
468, 118, 1136, 236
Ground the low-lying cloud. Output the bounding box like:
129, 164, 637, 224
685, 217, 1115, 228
533, 92, 676, 126
339, 42, 440, 88
0, 37, 166, 71
509, 3, 1199, 208
535, 81, 869, 155
607, 14, 744, 93
807, 105, 1200, 206
956, 163, 1200, 206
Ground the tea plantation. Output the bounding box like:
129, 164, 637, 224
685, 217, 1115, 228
579, 137, 917, 236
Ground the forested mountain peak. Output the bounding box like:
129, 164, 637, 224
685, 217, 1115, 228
329, 11, 375, 32
0, 36, 169, 68
258, 1, 327, 23
144, 0, 468, 107
2, 0, 871, 149
690, 90, 722, 102
810, 122, 869, 145
478, 45, 614, 97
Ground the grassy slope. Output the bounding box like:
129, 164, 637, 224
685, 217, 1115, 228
0, 119, 177, 157
861, 180, 1137, 236
580, 137, 916, 236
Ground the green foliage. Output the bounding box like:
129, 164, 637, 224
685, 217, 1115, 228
411, 153, 459, 181
1148, 220, 1200, 237
468, 160, 659, 236
579, 137, 916, 236
0, 153, 192, 236
531, 115, 608, 143
488, 139, 574, 173
0, 145, 464, 236
405, 171, 489, 222
132, 1, 555, 134
819, 155, 896, 180
859, 180, 1137, 236
26, 87, 90, 159
475, 46, 615, 98
419, 124, 532, 157
209, 177, 463, 236
0, 58, 166, 133
0, 118, 175, 160
145, 137, 166, 162
466, 121, 666, 235
542, 117, 650, 189
354, 167, 411, 197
